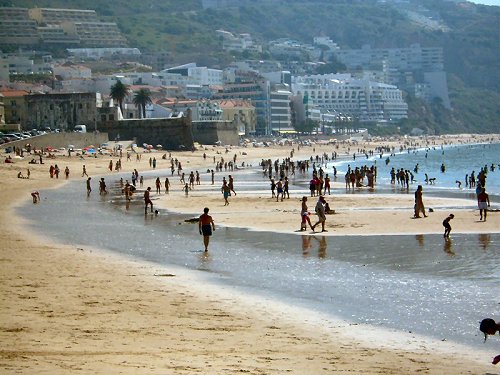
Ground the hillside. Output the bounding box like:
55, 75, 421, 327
1, 0, 499, 133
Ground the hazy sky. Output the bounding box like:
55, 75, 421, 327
469, 0, 500, 5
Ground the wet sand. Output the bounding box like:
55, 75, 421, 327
1, 134, 499, 373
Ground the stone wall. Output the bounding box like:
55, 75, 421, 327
192, 120, 239, 146
97, 117, 194, 151
3, 132, 108, 150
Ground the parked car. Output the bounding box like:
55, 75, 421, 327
3, 134, 22, 140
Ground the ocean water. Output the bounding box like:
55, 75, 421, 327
326, 142, 500, 200
19, 142, 500, 353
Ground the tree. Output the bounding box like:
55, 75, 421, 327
110, 80, 130, 114
133, 88, 153, 119
294, 118, 317, 134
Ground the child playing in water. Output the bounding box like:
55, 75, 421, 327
442, 214, 454, 238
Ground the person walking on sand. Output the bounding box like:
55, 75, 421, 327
276, 178, 284, 202
64, 166, 70, 179
300, 196, 313, 231
283, 176, 290, 199
144, 187, 153, 214
199, 207, 215, 252
312, 196, 327, 232
183, 183, 190, 196
479, 318, 500, 365
164, 177, 170, 193
221, 181, 231, 206
82, 165, 88, 177
442, 214, 454, 238
414, 185, 427, 218
477, 188, 490, 221
228, 175, 237, 196
155, 177, 161, 194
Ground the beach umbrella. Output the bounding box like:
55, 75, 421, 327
156, 144, 163, 150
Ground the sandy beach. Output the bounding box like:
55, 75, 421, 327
1, 134, 499, 374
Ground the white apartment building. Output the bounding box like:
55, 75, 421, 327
163, 63, 223, 86
67, 48, 141, 60
216, 29, 261, 53
270, 89, 292, 133
313, 37, 340, 51
53, 64, 91, 79
191, 100, 223, 121
333, 43, 443, 72
292, 74, 408, 122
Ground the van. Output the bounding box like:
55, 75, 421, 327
74, 125, 87, 133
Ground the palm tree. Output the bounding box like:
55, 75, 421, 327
110, 80, 130, 115
133, 88, 153, 119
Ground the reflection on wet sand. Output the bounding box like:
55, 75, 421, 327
416, 234, 425, 248
478, 233, 491, 250
443, 237, 455, 256
302, 235, 327, 258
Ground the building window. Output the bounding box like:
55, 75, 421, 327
109, 114, 114, 121
101, 115, 106, 122
50, 104, 54, 110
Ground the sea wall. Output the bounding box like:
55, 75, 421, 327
3, 132, 109, 151
192, 120, 239, 146
97, 117, 194, 151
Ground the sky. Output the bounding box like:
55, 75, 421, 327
468, 0, 500, 5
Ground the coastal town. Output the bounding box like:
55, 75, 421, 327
1, 4, 499, 375
1, 6, 450, 144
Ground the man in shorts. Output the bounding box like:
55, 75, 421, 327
199, 207, 215, 252
312, 196, 327, 232
144, 187, 153, 214
477, 188, 490, 221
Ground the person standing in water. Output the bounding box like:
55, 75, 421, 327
442, 214, 454, 238
199, 207, 215, 252
86, 177, 92, 196
144, 187, 153, 214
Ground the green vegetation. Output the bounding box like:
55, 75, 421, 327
1, 0, 498, 133
133, 89, 153, 119
110, 80, 130, 113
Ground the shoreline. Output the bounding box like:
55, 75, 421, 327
1, 134, 499, 373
